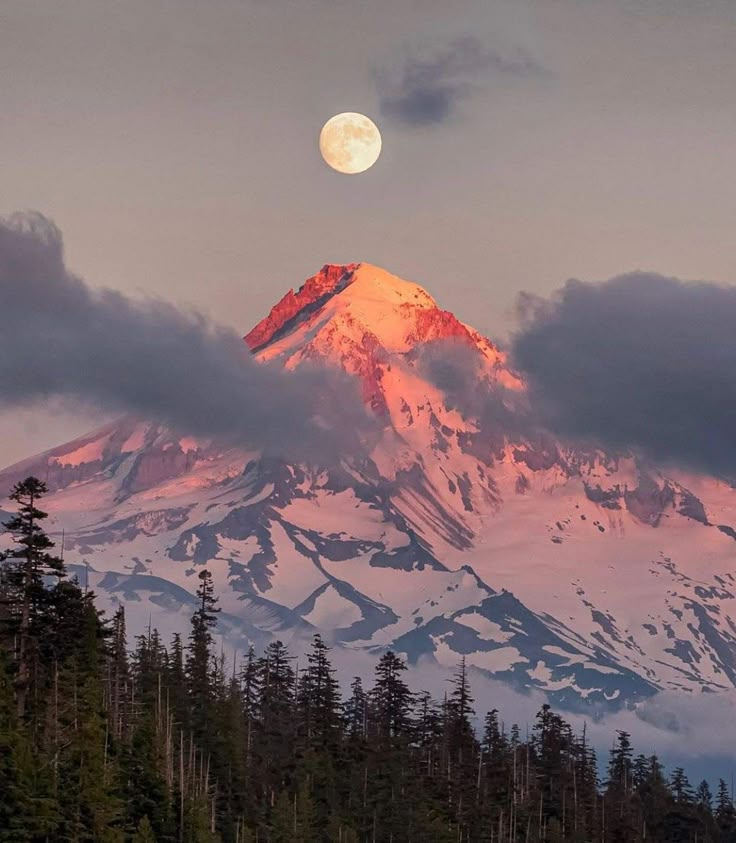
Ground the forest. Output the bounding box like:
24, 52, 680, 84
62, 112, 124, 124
1, 476, 735, 843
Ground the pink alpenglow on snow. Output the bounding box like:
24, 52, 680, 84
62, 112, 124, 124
1, 262, 736, 712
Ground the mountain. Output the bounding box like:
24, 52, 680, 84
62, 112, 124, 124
3, 262, 736, 709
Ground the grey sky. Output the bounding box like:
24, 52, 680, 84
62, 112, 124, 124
1, 0, 736, 465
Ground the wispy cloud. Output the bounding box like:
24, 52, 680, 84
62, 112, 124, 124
377, 35, 545, 127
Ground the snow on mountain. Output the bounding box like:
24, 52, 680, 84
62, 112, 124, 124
2, 262, 736, 709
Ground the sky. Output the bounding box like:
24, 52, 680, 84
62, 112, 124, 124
1, 0, 736, 464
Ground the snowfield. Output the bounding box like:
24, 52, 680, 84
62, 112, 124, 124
2, 262, 736, 711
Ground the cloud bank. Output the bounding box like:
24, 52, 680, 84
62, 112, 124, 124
378, 35, 544, 127
0, 213, 375, 463
417, 340, 533, 445
511, 272, 736, 477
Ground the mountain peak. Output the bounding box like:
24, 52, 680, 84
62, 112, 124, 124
245, 262, 485, 358
245, 263, 360, 351
243, 261, 514, 414
244, 262, 445, 352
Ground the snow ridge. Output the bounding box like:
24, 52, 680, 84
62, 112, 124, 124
2, 263, 736, 710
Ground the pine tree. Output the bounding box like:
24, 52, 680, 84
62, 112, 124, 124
571, 723, 599, 842
108, 606, 131, 741
0, 477, 65, 718
256, 640, 296, 814
670, 767, 694, 803
341, 676, 370, 837
695, 778, 712, 810
637, 755, 671, 842
447, 657, 474, 737
602, 729, 641, 842
478, 708, 511, 836
238, 643, 259, 806
297, 634, 341, 751
415, 689, 443, 779
48, 578, 123, 840
694, 778, 720, 842
370, 650, 413, 740
0, 646, 52, 840
632, 753, 649, 791
716, 778, 736, 840
444, 658, 480, 836
294, 635, 342, 838
482, 708, 506, 758
186, 570, 220, 740
167, 630, 189, 730
343, 676, 366, 741
665, 767, 698, 842
608, 730, 634, 794
366, 651, 416, 840
240, 645, 259, 724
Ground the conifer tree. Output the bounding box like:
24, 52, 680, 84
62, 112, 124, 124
445, 658, 480, 836
186, 569, 220, 740
696, 779, 713, 810
237, 643, 259, 807
256, 640, 296, 814
297, 634, 341, 751
0, 646, 42, 840
0, 477, 64, 718
447, 657, 474, 739
608, 730, 634, 794
366, 651, 417, 840
344, 676, 367, 741
162, 630, 189, 742
665, 767, 698, 842
637, 755, 671, 842
108, 606, 131, 741
670, 767, 694, 803
716, 778, 736, 840
370, 650, 413, 740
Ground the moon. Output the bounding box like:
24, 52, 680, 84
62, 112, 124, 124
319, 112, 382, 175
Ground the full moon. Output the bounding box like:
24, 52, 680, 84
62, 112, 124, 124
319, 112, 382, 175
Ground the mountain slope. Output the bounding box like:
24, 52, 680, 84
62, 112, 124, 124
2, 262, 736, 708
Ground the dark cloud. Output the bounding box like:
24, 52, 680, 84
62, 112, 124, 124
511, 272, 736, 477
418, 340, 528, 430
377, 36, 544, 127
0, 213, 376, 464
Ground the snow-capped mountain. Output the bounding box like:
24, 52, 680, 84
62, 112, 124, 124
3, 262, 736, 709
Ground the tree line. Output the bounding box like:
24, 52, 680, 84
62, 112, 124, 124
1, 476, 735, 842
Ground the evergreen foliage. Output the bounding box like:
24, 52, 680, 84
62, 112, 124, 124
0, 477, 734, 841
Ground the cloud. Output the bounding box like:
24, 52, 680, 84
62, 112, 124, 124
0, 213, 376, 464
377, 35, 544, 127
417, 339, 532, 440
333, 644, 736, 768
511, 272, 736, 477
410, 659, 736, 771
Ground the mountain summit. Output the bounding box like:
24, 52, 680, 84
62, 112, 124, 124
247, 262, 494, 357
2, 264, 736, 709
246, 263, 517, 413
